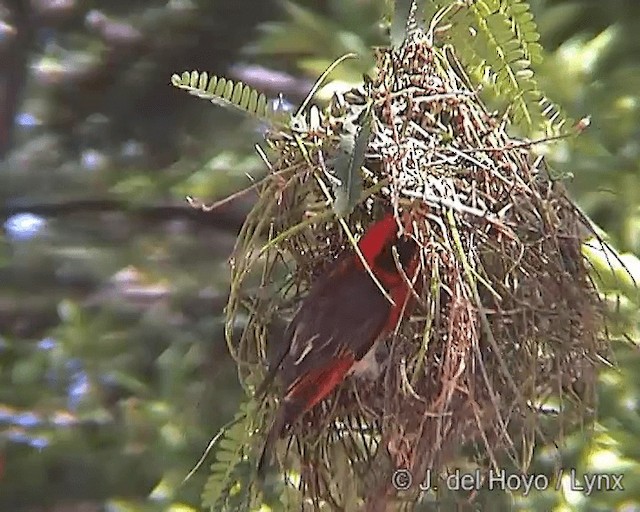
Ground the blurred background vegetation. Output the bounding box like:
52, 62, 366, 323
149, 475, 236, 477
0, 0, 638, 511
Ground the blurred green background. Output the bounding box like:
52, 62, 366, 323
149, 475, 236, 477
0, 0, 639, 511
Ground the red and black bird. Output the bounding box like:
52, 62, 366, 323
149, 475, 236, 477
257, 212, 420, 473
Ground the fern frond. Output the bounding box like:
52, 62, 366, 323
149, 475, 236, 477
432, 0, 566, 135
467, 4, 539, 128
537, 94, 570, 132
201, 400, 258, 512
501, 0, 543, 66
171, 71, 289, 126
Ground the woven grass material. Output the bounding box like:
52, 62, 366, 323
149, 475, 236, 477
226, 28, 609, 510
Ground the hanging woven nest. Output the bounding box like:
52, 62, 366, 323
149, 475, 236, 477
224, 20, 609, 512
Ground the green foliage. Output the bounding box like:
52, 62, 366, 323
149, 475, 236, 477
201, 400, 258, 512
421, 0, 568, 135
247, 0, 384, 86
171, 71, 288, 126
1, 3, 269, 509
537, 10, 640, 256
331, 102, 372, 217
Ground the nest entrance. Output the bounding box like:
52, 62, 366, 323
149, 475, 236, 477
226, 27, 609, 511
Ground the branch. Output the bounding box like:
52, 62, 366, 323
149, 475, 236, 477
1, 197, 252, 232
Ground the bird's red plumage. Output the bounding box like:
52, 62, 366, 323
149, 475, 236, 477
257, 212, 419, 474
287, 355, 356, 415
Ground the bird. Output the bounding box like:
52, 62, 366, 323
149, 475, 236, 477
256, 211, 420, 475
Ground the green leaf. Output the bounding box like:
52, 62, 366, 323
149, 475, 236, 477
170, 71, 289, 127
434, 1, 571, 135
391, 0, 415, 48
331, 105, 372, 217
583, 244, 640, 307
201, 401, 257, 512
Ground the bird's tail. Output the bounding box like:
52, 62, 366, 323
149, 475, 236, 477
257, 405, 287, 478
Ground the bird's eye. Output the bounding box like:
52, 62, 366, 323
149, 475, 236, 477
374, 237, 417, 273
396, 238, 418, 265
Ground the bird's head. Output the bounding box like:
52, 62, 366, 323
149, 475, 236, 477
358, 212, 418, 274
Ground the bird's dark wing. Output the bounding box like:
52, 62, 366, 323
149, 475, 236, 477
280, 262, 391, 390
